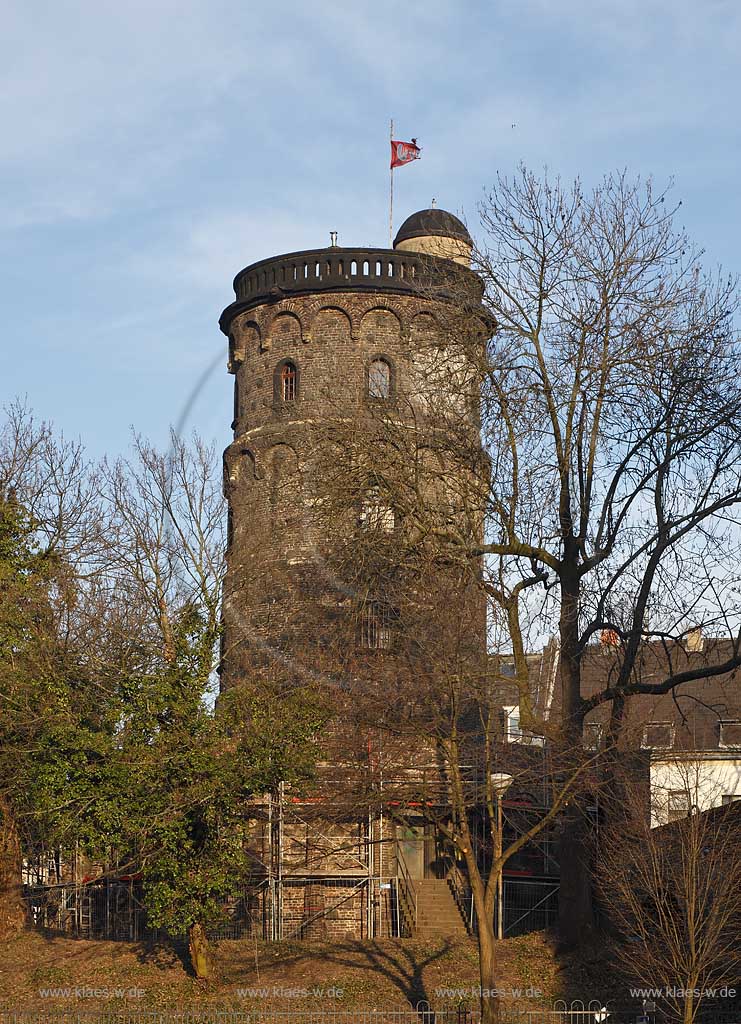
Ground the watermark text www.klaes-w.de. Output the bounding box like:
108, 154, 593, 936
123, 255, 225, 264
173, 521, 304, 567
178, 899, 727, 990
435, 987, 542, 1000
38, 987, 145, 1000
235, 986, 345, 999
629, 987, 737, 1000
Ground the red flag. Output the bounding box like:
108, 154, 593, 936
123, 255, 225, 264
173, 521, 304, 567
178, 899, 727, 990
390, 139, 421, 168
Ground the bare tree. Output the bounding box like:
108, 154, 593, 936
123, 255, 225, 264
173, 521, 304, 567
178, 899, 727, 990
303, 405, 596, 1024
0, 399, 102, 566
345, 170, 741, 941
99, 430, 226, 670
597, 764, 741, 1024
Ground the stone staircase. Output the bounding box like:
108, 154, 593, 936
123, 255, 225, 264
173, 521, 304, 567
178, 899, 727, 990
414, 878, 469, 938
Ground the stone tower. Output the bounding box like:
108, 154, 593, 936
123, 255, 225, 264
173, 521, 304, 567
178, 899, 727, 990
218, 208, 485, 691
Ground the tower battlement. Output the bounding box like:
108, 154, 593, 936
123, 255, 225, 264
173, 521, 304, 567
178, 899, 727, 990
219, 246, 480, 336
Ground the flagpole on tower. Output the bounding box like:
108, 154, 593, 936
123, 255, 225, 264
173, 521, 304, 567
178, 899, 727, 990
389, 119, 394, 247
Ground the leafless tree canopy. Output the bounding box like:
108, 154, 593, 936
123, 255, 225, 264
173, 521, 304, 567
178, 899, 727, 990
598, 766, 741, 1024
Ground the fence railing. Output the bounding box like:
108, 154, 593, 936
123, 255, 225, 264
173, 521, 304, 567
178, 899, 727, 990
3, 1004, 739, 1024
0, 1009, 472, 1024
503, 879, 559, 937
435, 874, 559, 939
23, 875, 410, 943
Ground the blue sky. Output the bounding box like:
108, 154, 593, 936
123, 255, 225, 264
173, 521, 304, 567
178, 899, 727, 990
2, 0, 740, 457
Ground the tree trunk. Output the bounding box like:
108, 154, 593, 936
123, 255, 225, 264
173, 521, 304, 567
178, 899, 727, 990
0, 796, 25, 939
683, 989, 695, 1024
556, 573, 595, 944
478, 924, 500, 1024
188, 921, 210, 980
465, 855, 500, 1024
557, 803, 595, 945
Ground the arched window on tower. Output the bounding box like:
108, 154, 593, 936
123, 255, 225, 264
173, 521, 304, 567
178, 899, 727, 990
368, 358, 391, 399
280, 361, 297, 401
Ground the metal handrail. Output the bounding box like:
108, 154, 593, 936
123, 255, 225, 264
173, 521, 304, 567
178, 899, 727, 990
395, 844, 417, 936
447, 863, 473, 935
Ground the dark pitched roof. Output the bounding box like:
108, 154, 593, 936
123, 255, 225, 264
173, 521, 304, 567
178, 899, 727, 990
576, 638, 741, 751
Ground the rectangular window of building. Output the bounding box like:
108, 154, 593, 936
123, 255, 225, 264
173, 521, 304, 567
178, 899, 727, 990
721, 794, 741, 806
502, 705, 522, 743
641, 722, 675, 750
501, 705, 545, 746
368, 359, 391, 399
280, 362, 297, 401
719, 720, 741, 749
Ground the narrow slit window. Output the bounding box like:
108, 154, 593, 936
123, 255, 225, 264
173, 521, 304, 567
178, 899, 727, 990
281, 362, 297, 402
368, 358, 391, 399
359, 486, 395, 533
361, 603, 392, 650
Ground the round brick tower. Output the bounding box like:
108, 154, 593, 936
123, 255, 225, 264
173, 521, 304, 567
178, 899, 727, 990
218, 209, 485, 691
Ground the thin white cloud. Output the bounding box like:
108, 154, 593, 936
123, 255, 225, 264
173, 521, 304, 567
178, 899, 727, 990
1, 0, 739, 461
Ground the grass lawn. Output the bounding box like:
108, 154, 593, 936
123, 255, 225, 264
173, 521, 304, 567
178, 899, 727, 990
0, 933, 622, 1011
0, 928, 598, 1012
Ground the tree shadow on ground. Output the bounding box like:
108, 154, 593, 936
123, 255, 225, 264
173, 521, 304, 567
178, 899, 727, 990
135, 936, 191, 974
551, 928, 630, 1006
218, 937, 461, 1006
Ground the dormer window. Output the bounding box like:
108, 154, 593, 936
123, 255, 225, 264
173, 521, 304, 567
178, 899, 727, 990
368, 358, 391, 399
641, 722, 675, 750
280, 361, 297, 401
719, 720, 741, 749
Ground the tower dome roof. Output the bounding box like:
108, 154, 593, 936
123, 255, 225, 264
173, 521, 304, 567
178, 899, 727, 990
393, 208, 472, 247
